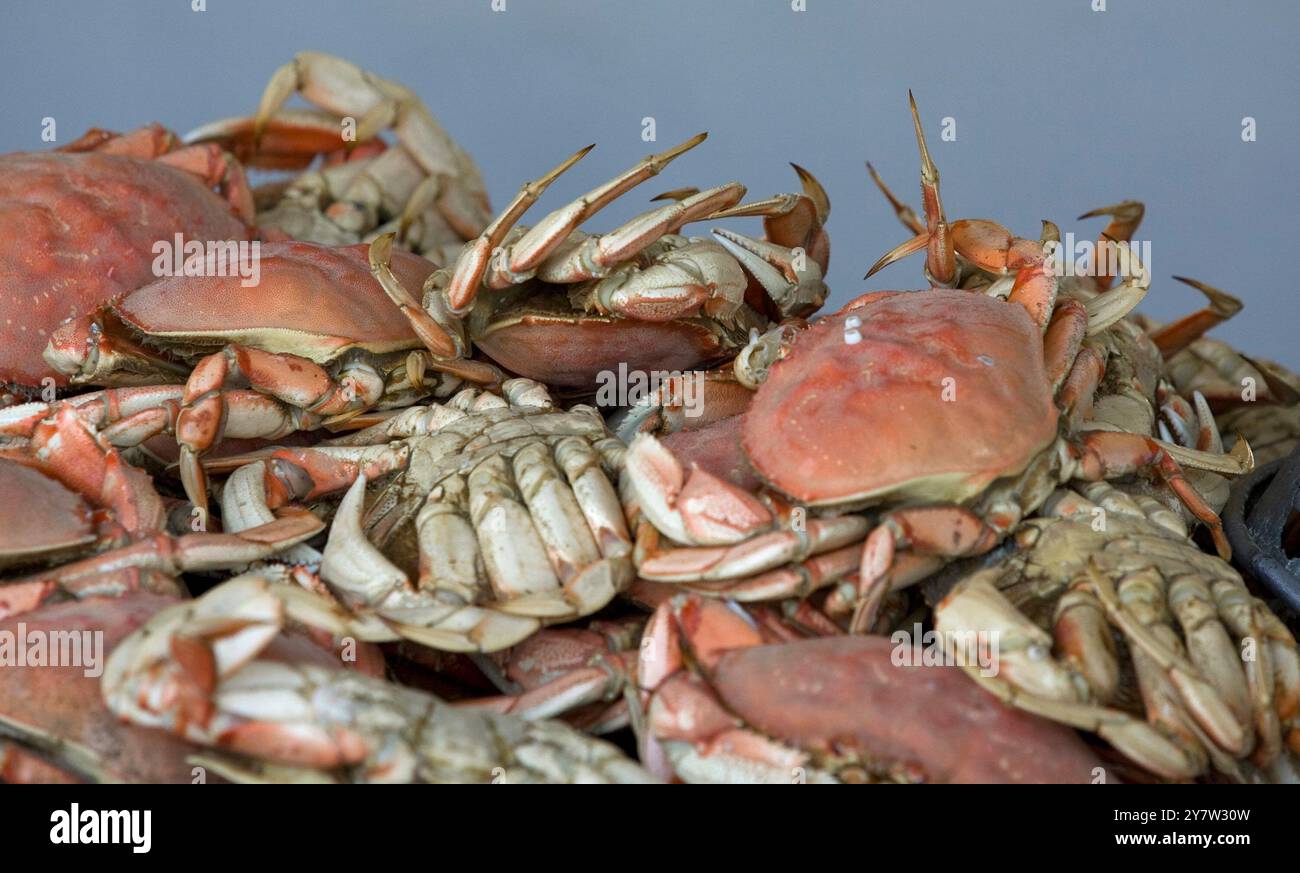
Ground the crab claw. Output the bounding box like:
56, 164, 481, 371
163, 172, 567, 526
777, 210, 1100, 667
706, 163, 830, 271
711, 228, 827, 318
624, 433, 773, 546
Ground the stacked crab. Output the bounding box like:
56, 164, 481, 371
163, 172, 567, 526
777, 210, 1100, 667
0, 59, 1295, 785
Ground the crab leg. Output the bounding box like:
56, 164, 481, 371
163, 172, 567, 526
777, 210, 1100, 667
1042, 299, 1091, 391
186, 107, 376, 170
865, 161, 924, 235
155, 143, 256, 224
638, 516, 869, 584
1077, 201, 1145, 292
446, 134, 706, 311
537, 183, 745, 284
58, 124, 254, 223
1079, 240, 1151, 334
1072, 430, 1231, 558
253, 52, 463, 182
678, 543, 861, 602
10, 509, 323, 590
461, 647, 637, 723
854, 506, 1006, 632
1212, 584, 1300, 760
626, 433, 869, 585
862, 93, 958, 284
937, 576, 1211, 780
0, 386, 185, 441
1088, 566, 1250, 760
712, 228, 828, 318
294, 426, 632, 653
1166, 575, 1256, 740
708, 162, 831, 268
907, 91, 955, 285
58, 122, 178, 158
100, 571, 652, 783
583, 237, 751, 322
174, 345, 396, 510
1149, 277, 1244, 358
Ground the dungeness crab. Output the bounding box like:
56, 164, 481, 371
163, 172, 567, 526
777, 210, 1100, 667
370, 134, 830, 388
624, 97, 1248, 631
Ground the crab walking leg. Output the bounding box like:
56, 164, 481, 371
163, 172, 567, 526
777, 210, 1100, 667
679, 543, 863, 602
446, 133, 706, 311
1212, 584, 1299, 761
853, 507, 1006, 633
1254, 609, 1300, 755
865, 161, 925, 235
639, 518, 870, 584
703, 162, 831, 266
1079, 240, 1151, 334
295, 423, 633, 652
863, 93, 957, 284
1166, 575, 1256, 739
100, 572, 654, 783
174, 344, 397, 510
60, 125, 256, 224
580, 237, 750, 322
10, 508, 324, 590
904, 91, 956, 285
155, 143, 256, 225
367, 232, 471, 367
1042, 299, 1091, 391
0, 386, 185, 440
59, 122, 178, 157
411, 438, 630, 614
322, 475, 544, 652
1087, 565, 1250, 759
537, 183, 745, 283
253, 52, 468, 186
1071, 430, 1231, 558
1076, 200, 1145, 292
461, 650, 638, 724
1159, 388, 1222, 454
935, 576, 1212, 780
1052, 581, 1123, 702
1149, 277, 1245, 358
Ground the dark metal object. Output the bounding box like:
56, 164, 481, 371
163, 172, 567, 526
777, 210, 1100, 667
1223, 442, 1300, 614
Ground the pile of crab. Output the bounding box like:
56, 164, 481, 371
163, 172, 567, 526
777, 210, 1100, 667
0, 59, 1296, 785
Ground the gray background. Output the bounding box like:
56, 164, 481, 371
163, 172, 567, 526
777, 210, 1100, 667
3, 0, 1297, 364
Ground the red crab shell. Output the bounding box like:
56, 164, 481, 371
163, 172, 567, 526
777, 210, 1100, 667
0, 460, 95, 574
742, 289, 1059, 507
0, 151, 251, 388
710, 636, 1107, 783
83, 241, 438, 363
